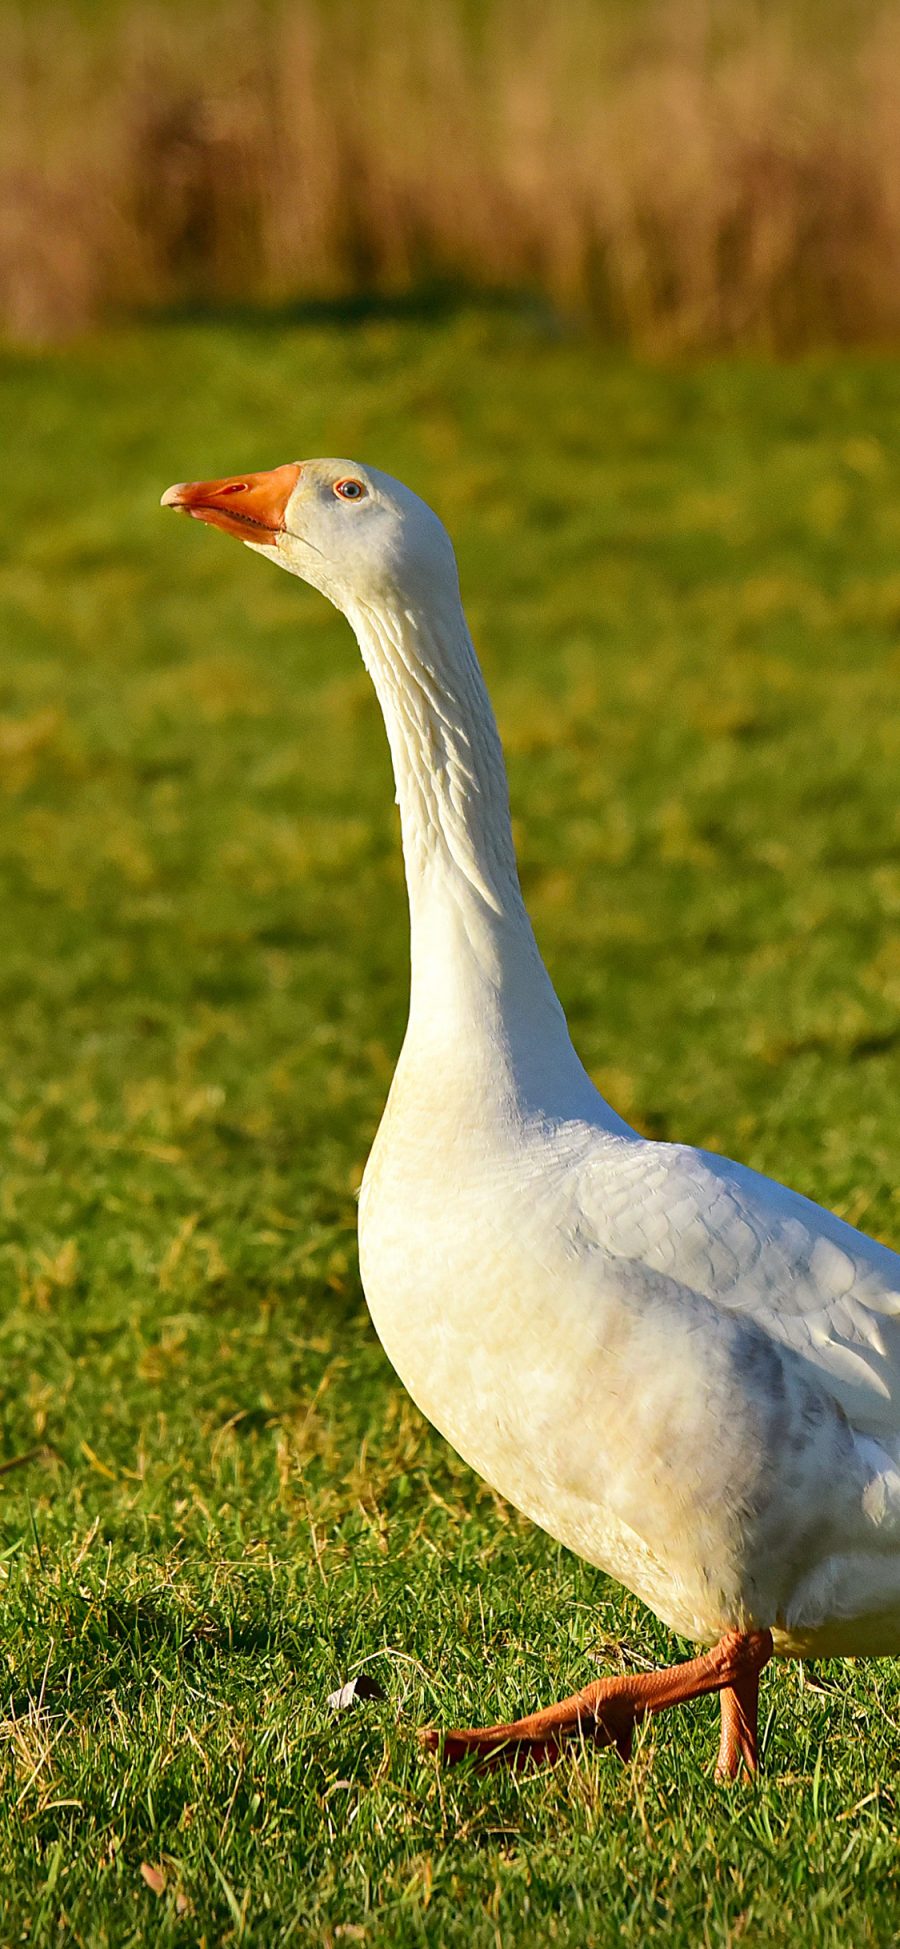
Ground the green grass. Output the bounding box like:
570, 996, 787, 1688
2, 311, 900, 1944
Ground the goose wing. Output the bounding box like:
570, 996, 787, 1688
576, 1133, 900, 1437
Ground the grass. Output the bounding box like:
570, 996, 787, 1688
8, 0, 900, 350
2, 310, 900, 1942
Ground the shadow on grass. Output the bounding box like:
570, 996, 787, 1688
4, 1588, 307, 1721
135, 281, 566, 337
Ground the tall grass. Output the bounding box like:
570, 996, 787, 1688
5, 0, 900, 348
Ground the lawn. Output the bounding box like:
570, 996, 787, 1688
2, 309, 900, 1944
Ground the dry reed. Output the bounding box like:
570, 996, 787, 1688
3, 0, 900, 349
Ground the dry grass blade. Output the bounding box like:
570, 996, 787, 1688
0, 1445, 54, 1476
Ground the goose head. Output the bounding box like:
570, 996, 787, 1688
161, 458, 459, 617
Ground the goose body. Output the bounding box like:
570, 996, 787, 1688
164, 456, 900, 1767
363, 1072, 900, 1659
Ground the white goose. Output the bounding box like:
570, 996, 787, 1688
163, 459, 900, 1778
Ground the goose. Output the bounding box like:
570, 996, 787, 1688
162, 458, 900, 1780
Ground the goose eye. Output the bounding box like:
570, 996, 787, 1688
334, 478, 366, 501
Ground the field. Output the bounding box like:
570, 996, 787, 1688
2, 311, 900, 1943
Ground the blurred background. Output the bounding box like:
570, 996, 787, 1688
6, 0, 900, 350
3, 4, 900, 1942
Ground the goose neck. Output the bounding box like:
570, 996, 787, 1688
349, 590, 523, 925
348, 589, 601, 1114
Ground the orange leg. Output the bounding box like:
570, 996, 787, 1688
420, 1628, 773, 1772
715, 1662, 764, 1780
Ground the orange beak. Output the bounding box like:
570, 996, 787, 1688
160, 462, 302, 543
